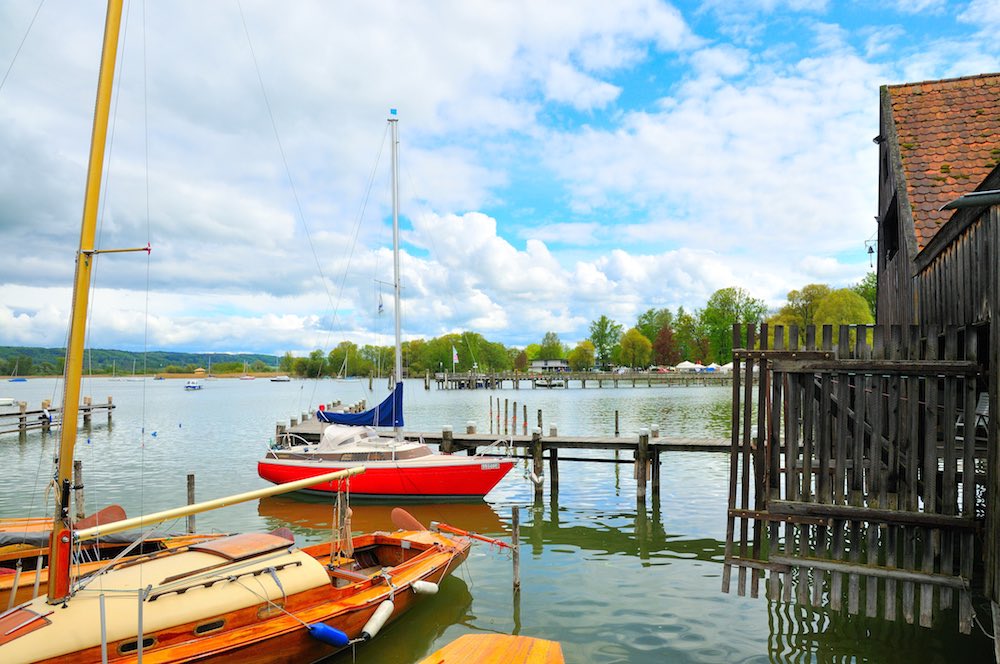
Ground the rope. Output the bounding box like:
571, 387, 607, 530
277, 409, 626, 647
0, 0, 46, 95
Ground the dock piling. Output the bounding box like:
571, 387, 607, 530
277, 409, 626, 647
636, 428, 650, 500
531, 428, 544, 500
512, 507, 521, 593
73, 460, 85, 520
441, 426, 454, 454
186, 474, 196, 533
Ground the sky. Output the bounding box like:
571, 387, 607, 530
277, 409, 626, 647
0, 0, 998, 356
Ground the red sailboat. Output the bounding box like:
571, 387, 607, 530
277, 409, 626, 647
258, 115, 514, 499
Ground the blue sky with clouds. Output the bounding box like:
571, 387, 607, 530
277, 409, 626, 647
0, 0, 998, 355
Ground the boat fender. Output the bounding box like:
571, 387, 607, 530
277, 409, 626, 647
411, 580, 438, 595
308, 623, 350, 648
530, 471, 544, 486
361, 599, 394, 640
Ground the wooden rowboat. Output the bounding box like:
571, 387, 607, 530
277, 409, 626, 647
420, 634, 565, 664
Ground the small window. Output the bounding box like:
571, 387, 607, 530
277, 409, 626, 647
118, 637, 156, 654
195, 619, 225, 635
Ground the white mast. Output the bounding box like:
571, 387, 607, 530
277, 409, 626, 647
390, 111, 402, 440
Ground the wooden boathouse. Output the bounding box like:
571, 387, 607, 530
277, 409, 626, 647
723, 72, 1000, 657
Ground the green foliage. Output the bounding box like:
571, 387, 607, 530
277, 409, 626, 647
588, 315, 623, 368
700, 287, 767, 363
567, 340, 595, 371
813, 289, 875, 328
524, 344, 541, 362
538, 332, 564, 360
513, 349, 528, 371
636, 308, 673, 344
850, 271, 877, 321
0, 347, 277, 376
672, 307, 706, 363
619, 328, 652, 368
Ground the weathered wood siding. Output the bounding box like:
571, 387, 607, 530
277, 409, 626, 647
876, 86, 919, 326
723, 324, 984, 633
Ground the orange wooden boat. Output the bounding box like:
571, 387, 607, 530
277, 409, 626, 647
420, 634, 565, 664
0, 3, 472, 661
0, 506, 224, 608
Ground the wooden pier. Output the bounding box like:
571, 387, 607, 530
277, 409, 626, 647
0, 397, 115, 436
278, 412, 727, 502
428, 370, 734, 390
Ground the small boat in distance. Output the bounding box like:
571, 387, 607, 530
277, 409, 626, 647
184, 379, 203, 390
240, 360, 256, 380
271, 374, 291, 382
7, 360, 26, 382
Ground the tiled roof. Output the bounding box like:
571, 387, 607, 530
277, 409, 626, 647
887, 73, 1000, 251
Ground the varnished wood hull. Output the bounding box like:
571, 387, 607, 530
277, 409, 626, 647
1, 529, 470, 663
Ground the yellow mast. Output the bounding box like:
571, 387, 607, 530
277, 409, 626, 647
48, 0, 125, 604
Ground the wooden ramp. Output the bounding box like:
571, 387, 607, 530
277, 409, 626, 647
420, 634, 564, 664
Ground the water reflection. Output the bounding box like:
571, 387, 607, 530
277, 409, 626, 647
323, 575, 475, 663
257, 495, 506, 541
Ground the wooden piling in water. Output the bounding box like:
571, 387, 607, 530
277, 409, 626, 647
636, 429, 649, 500
73, 460, 85, 520
187, 473, 196, 533
531, 429, 543, 500
512, 507, 521, 593
441, 426, 454, 454
522, 404, 527, 436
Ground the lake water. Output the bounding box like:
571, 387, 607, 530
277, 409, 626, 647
0, 377, 992, 663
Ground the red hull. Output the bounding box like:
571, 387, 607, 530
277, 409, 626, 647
258, 458, 515, 499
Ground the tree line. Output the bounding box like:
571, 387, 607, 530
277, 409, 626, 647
279, 273, 876, 377
0, 348, 278, 377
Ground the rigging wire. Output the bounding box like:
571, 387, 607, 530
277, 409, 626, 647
0, 0, 45, 96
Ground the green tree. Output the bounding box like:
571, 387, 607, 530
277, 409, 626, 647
700, 287, 767, 363
636, 308, 673, 344
279, 352, 295, 373
589, 315, 623, 369
652, 325, 681, 366
524, 344, 541, 362
619, 328, 652, 368
567, 340, 596, 370
513, 349, 528, 371
814, 289, 875, 328
850, 272, 877, 321
674, 307, 709, 363
538, 332, 564, 360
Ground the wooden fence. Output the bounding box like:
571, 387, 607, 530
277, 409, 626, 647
723, 323, 985, 634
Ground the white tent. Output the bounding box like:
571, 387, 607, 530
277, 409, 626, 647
674, 360, 700, 372
719, 362, 734, 373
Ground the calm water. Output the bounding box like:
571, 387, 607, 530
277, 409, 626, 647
0, 377, 992, 663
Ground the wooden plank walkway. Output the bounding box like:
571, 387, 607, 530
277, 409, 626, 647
0, 397, 115, 436
402, 431, 728, 453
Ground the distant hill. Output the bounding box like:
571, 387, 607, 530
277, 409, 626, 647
0, 346, 278, 376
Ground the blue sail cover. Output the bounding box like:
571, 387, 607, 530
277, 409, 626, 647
317, 382, 403, 427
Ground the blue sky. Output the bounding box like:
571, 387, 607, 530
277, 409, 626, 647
0, 0, 998, 355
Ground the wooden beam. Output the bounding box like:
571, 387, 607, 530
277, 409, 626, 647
770, 554, 967, 589
768, 500, 976, 530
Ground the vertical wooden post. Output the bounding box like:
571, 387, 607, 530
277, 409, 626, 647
186, 473, 196, 533
614, 410, 620, 437
549, 423, 558, 437
442, 426, 454, 454
496, 398, 500, 434
489, 398, 493, 434
107, 395, 113, 424
18, 401, 26, 434
425, 370, 430, 390
512, 507, 521, 593
41, 400, 52, 433
522, 404, 527, 435
513, 401, 517, 434
73, 460, 85, 520
636, 429, 649, 501
537, 409, 542, 431
549, 445, 559, 494
504, 399, 509, 435
466, 421, 476, 435
532, 429, 543, 500
83, 396, 93, 425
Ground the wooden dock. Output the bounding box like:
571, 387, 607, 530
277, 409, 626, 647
278, 412, 727, 501
427, 370, 735, 390
0, 397, 115, 436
